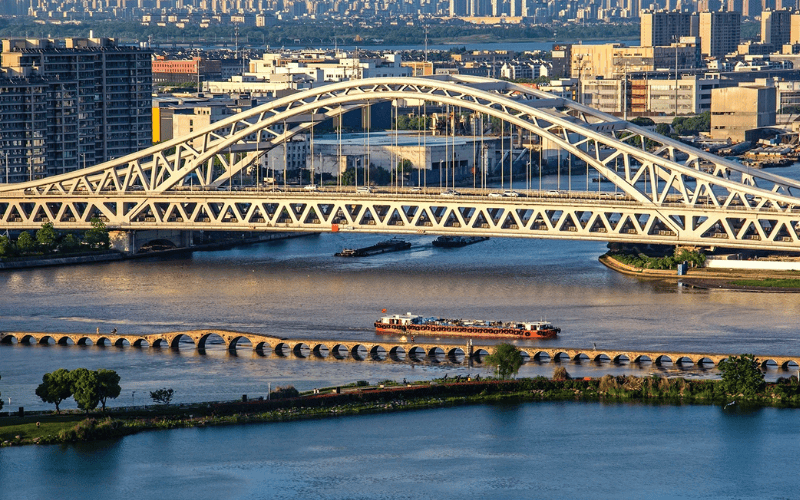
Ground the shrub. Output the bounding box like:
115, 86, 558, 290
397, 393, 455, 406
552, 366, 571, 381
598, 374, 618, 392
271, 386, 300, 400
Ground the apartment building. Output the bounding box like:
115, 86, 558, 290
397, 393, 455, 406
762, 9, 792, 47
699, 11, 742, 58
0, 76, 47, 183
640, 10, 697, 47
0, 38, 152, 182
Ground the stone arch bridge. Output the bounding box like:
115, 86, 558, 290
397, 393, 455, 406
1, 330, 798, 371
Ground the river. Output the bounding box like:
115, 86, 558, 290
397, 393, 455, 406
2, 402, 798, 499
2, 168, 800, 497
3, 168, 800, 410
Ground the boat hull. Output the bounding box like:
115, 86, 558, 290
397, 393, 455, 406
335, 241, 411, 257
374, 322, 558, 339
432, 236, 489, 248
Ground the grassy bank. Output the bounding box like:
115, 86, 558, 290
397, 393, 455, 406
3, 375, 800, 447
730, 278, 800, 289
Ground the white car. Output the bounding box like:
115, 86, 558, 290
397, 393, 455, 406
440, 189, 461, 197
547, 189, 563, 195
503, 190, 521, 197
410, 187, 423, 193
487, 192, 504, 198
303, 184, 319, 191
356, 186, 374, 193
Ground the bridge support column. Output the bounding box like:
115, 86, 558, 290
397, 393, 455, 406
109, 231, 135, 255
109, 230, 194, 255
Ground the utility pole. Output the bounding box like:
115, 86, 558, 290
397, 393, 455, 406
623, 62, 628, 121
674, 36, 679, 118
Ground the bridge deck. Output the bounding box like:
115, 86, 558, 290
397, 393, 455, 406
2, 330, 798, 370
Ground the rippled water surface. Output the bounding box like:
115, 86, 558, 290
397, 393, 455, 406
2, 206, 800, 410
2, 402, 799, 500
3, 169, 800, 498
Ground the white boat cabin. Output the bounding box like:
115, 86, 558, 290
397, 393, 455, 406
379, 313, 422, 326
525, 321, 557, 331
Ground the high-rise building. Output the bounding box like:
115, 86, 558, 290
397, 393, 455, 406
789, 12, 800, 44
640, 10, 696, 47
699, 11, 742, 58
0, 76, 47, 183
761, 9, 792, 46
0, 38, 152, 182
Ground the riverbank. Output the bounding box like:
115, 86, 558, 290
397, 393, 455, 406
599, 253, 800, 292
0, 232, 314, 271
3, 375, 799, 447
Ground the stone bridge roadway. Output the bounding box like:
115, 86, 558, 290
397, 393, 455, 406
1, 329, 799, 370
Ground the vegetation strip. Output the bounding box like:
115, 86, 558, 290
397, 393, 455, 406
4, 370, 800, 447
730, 278, 800, 289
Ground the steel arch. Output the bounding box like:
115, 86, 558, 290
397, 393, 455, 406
3, 75, 800, 250
3, 75, 800, 207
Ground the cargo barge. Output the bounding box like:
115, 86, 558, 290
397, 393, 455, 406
375, 312, 559, 339
431, 236, 490, 248
335, 238, 411, 257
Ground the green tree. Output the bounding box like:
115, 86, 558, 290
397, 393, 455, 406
60, 233, 80, 252
396, 158, 413, 174
485, 343, 524, 379
655, 123, 672, 136
718, 354, 765, 398
630, 116, 655, 127
16, 231, 35, 254
0, 235, 13, 257
95, 369, 122, 411
672, 111, 710, 136
83, 217, 110, 249
150, 387, 174, 405
71, 368, 100, 414
35, 368, 74, 414
36, 222, 58, 250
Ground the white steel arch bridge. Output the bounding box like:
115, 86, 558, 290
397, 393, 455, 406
3, 75, 800, 251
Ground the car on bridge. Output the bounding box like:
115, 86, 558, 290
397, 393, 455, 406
440, 189, 461, 197
304, 184, 319, 191
356, 186, 375, 194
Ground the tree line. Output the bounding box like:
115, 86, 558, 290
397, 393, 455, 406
34, 368, 180, 413
484, 343, 768, 399
35, 368, 122, 414
0, 217, 109, 259
20, 348, 769, 416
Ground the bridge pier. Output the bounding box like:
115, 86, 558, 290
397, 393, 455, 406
110, 230, 194, 255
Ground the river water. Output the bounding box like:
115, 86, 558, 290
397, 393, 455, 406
2, 168, 800, 496
2, 402, 799, 499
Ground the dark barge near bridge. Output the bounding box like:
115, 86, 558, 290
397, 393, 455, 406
334, 238, 411, 257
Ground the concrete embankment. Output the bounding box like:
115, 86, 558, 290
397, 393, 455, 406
599, 254, 800, 292
0, 252, 124, 270
0, 232, 313, 271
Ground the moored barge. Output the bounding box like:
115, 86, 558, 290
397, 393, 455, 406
431, 236, 490, 248
335, 238, 411, 257
375, 312, 560, 339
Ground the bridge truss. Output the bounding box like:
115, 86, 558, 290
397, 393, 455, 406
2, 75, 800, 251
